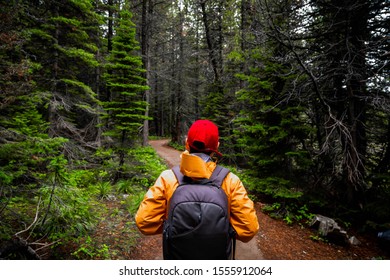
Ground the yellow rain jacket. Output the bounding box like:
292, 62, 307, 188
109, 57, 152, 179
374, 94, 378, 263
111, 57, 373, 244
135, 151, 259, 242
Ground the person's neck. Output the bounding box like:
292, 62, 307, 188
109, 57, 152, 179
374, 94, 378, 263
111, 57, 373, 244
191, 153, 211, 162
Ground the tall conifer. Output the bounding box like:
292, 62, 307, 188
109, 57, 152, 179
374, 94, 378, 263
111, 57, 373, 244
101, 7, 149, 165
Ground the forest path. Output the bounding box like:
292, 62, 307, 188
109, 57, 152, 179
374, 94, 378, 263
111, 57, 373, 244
131, 139, 264, 260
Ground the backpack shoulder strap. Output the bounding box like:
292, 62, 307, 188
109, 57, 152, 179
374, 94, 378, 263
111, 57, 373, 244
209, 165, 230, 187
171, 165, 185, 185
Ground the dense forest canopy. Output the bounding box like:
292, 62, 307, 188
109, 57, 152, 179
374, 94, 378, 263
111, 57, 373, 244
0, 0, 389, 259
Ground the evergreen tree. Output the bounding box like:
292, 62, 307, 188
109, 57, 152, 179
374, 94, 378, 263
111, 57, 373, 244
101, 7, 149, 168
0, 0, 103, 257
230, 1, 311, 201
20, 0, 102, 154
236, 51, 311, 201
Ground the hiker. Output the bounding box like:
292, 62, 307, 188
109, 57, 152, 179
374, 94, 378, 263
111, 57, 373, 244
135, 119, 259, 259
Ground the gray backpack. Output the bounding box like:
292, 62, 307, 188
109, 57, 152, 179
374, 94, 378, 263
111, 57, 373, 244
163, 165, 236, 259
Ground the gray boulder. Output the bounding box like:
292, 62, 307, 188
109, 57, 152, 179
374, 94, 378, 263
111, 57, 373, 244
309, 214, 349, 244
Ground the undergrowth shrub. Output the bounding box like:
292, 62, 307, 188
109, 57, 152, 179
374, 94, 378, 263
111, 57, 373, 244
39, 183, 98, 239
71, 236, 110, 260
96, 181, 112, 200
124, 192, 145, 215
127, 146, 167, 180
227, 165, 315, 226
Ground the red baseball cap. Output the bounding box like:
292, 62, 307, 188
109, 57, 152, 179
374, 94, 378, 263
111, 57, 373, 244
187, 120, 222, 156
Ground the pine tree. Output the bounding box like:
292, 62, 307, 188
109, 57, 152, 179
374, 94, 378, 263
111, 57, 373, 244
236, 50, 311, 200
19, 0, 102, 153
101, 7, 149, 167
234, 1, 313, 201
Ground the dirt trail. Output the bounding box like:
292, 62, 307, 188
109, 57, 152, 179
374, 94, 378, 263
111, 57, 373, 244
133, 139, 264, 260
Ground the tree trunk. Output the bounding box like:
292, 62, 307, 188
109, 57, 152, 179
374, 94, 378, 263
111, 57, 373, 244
343, 0, 369, 204
142, 0, 151, 146
106, 0, 114, 103
199, 0, 220, 82
175, 7, 185, 144
48, 4, 59, 138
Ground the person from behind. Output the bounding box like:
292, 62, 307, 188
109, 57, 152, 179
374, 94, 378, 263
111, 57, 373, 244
135, 119, 259, 259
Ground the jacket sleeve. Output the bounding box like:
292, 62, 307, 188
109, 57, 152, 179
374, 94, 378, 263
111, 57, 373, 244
225, 172, 259, 242
135, 170, 172, 235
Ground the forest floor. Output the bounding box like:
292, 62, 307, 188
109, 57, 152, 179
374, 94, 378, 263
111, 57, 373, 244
56, 139, 389, 260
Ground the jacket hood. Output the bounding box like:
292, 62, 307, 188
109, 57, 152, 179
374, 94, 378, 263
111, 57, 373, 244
179, 150, 216, 179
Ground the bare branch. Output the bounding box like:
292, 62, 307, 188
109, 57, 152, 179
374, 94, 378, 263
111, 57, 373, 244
14, 197, 41, 238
